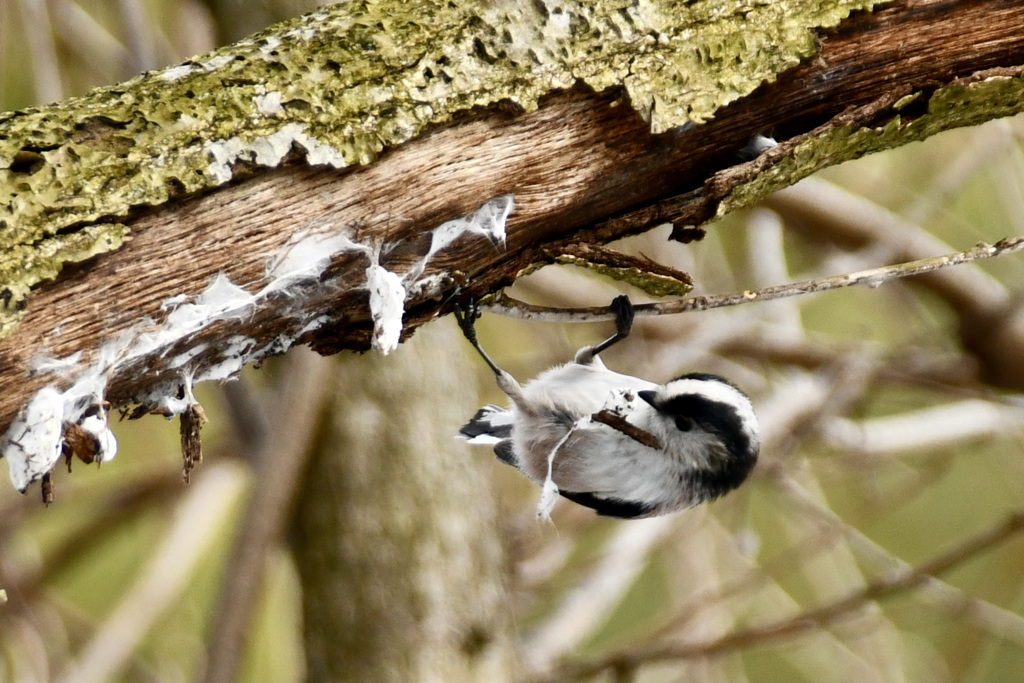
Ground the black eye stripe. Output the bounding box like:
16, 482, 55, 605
659, 393, 750, 459
660, 392, 758, 500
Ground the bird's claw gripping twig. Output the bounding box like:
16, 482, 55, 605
454, 296, 508, 379
610, 294, 634, 339
453, 298, 483, 347
589, 295, 635, 357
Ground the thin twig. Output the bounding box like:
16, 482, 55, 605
764, 178, 1012, 313
559, 508, 1024, 680
591, 410, 663, 450
485, 237, 1024, 323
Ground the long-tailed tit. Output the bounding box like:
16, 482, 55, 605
456, 296, 759, 519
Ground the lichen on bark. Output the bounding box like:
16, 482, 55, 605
717, 69, 1024, 216
0, 0, 887, 339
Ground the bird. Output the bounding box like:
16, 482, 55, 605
455, 295, 760, 519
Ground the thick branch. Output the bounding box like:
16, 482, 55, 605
1, 0, 1023, 440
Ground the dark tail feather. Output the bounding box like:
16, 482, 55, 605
458, 405, 513, 442
494, 439, 516, 466
459, 405, 517, 467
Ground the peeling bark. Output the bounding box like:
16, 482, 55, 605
1, 0, 1023, 467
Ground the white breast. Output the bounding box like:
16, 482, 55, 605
510, 360, 659, 488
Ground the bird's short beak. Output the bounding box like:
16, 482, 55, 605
637, 390, 659, 408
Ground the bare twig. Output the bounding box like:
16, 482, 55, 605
763, 177, 1013, 314
559, 508, 1024, 680
590, 410, 663, 450
485, 237, 1024, 323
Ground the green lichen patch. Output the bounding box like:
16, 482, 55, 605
717, 70, 1024, 217
0, 222, 128, 337
552, 246, 693, 298
516, 243, 694, 297
0, 0, 888, 339
481, 0, 889, 131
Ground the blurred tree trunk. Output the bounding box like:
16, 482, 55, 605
291, 320, 517, 681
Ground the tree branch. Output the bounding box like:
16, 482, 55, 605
484, 236, 1024, 321
2, 0, 1024, 473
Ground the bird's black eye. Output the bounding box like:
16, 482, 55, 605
674, 415, 693, 432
